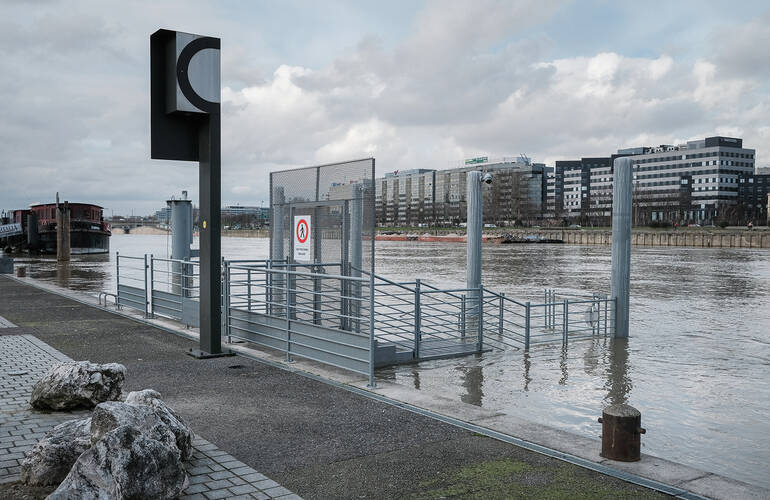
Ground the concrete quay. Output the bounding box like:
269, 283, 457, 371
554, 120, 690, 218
2, 275, 769, 499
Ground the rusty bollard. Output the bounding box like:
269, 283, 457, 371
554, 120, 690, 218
598, 404, 646, 461
16, 266, 26, 277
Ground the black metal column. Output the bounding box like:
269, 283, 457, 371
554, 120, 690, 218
198, 114, 222, 355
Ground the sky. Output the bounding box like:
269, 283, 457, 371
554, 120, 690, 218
1, 0, 769, 216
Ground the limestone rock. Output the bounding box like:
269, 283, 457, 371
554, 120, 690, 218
124, 389, 194, 460
47, 425, 188, 500
90, 401, 174, 447
30, 361, 126, 410
20, 418, 92, 486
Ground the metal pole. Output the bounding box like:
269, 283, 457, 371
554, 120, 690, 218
499, 293, 504, 336
604, 294, 608, 336
466, 171, 482, 322
414, 279, 421, 359
266, 260, 272, 315
247, 268, 252, 312
368, 160, 376, 389
525, 301, 531, 351
563, 299, 569, 345
285, 266, 292, 362
313, 206, 322, 325
143, 254, 149, 318
611, 156, 633, 338
477, 285, 484, 352
148, 255, 154, 318
225, 261, 231, 343
543, 290, 547, 328
116, 251, 120, 305
198, 113, 222, 354
351, 185, 363, 333
461, 294, 466, 338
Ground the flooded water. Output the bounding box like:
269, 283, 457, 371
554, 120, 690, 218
8, 234, 770, 488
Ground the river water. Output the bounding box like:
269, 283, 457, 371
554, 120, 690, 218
8, 234, 770, 488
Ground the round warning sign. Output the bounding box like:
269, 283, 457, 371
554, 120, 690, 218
296, 219, 309, 243
293, 216, 311, 262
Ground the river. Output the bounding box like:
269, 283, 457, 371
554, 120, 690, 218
8, 233, 770, 488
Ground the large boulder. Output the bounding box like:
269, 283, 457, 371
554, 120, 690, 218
125, 389, 194, 460
29, 361, 126, 410
48, 425, 188, 500
20, 418, 92, 486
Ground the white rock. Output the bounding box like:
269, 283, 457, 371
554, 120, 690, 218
20, 418, 92, 486
47, 425, 188, 500
30, 361, 126, 410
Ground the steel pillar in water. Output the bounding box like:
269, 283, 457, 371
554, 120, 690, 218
466, 171, 483, 333
611, 157, 633, 338
168, 192, 193, 296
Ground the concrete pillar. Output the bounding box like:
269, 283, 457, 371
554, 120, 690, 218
610, 157, 632, 338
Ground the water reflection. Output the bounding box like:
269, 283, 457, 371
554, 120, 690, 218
411, 367, 421, 390
604, 338, 632, 406
55, 262, 72, 287
522, 352, 532, 391
559, 346, 569, 385
457, 364, 484, 406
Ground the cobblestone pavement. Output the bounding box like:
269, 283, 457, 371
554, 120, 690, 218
0, 332, 301, 499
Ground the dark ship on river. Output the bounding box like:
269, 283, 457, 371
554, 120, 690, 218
1, 201, 111, 255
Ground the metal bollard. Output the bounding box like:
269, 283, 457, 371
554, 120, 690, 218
16, 266, 26, 277
598, 404, 646, 461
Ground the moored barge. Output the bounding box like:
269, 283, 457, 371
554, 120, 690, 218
24, 202, 111, 254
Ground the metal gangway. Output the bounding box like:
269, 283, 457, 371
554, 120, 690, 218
111, 158, 616, 387
115, 254, 614, 382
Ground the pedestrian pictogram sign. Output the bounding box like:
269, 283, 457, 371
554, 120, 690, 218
293, 216, 311, 262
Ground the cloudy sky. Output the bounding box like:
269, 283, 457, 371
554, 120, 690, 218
1, 0, 769, 216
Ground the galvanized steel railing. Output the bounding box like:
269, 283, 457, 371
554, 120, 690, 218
114, 255, 615, 383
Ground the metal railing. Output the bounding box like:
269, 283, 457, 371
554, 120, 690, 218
114, 255, 616, 383
115, 254, 200, 325
116, 252, 148, 316
223, 260, 373, 378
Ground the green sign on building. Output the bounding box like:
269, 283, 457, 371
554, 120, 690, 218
465, 156, 488, 165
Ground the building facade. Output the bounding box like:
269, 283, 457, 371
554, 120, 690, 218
375, 158, 547, 227
546, 136, 759, 225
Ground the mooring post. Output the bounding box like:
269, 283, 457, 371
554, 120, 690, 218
466, 171, 483, 330
611, 157, 633, 338
56, 198, 71, 262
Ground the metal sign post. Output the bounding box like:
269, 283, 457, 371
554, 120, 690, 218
150, 29, 232, 358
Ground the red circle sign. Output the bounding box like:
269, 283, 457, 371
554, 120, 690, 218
296, 219, 309, 243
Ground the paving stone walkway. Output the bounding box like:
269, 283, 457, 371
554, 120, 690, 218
0, 332, 301, 499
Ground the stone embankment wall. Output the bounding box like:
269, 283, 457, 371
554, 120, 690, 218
526, 230, 770, 248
